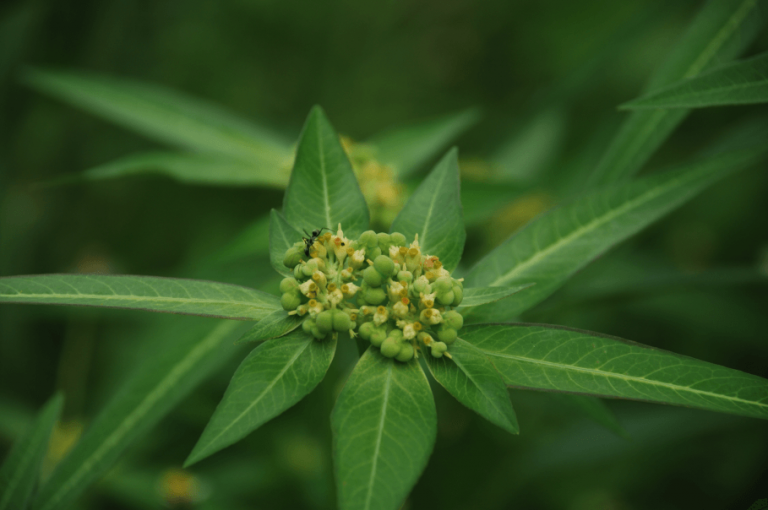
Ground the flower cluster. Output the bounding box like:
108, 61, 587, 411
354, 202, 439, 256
280, 225, 464, 362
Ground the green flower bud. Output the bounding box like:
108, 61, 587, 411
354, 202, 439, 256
310, 323, 326, 340
302, 318, 314, 334
283, 247, 303, 269
390, 232, 406, 246
369, 247, 382, 260
373, 255, 395, 276
281, 291, 302, 311
437, 325, 457, 345
370, 328, 387, 347
376, 232, 391, 251
363, 266, 383, 287
413, 276, 430, 294
395, 343, 414, 362
333, 311, 351, 332
443, 310, 463, 330
430, 341, 448, 358
316, 310, 334, 334
360, 230, 378, 248
280, 277, 299, 293
388, 329, 404, 343
434, 276, 452, 293
381, 337, 401, 358
359, 321, 375, 340
397, 270, 413, 283
436, 290, 455, 306
293, 264, 304, 280
451, 284, 463, 306
363, 287, 386, 305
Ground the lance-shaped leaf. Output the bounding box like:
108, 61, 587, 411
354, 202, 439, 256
424, 338, 518, 434
332, 349, 436, 510
368, 108, 480, 177
283, 106, 369, 238
186, 330, 335, 466
23, 69, 293, 165
621, 51, 768, 110
590, 0, 764, 185
269, 209, 304, 277
0, 274, 280, 320
32, 319, 245, 510
464, 148, 766, 321
0, 394, 63, 510
390, 148, 465, 272
462, 323, 768, 420
233, 309, 304, 345
459, 284, 535, 308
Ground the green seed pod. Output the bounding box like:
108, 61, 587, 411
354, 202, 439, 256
363, 266, 383, 287
316, 310, 334, 334
413, 278, 429, 294
435, 276, 452, 293
310, 323, 326, 340
380, 337, 401, 358
430, 341, 448, 358
451, 284, 463, 306
395, 343, 414, 362
364, 287, 387, 305
293, 264, 304, 280
369, 247, 382, 260
360, 230, 378, 248
443, 310, 464, 330
373, 255, 395, 276
333, 311, 351, 332
390, 232, 406, 246
437, 325, 457, 345
359, 321, 375, 340
280, 277, 299, 293
370, 328, 387, 347
283, 247, 303, 269
302, 318, 314, 334
376, 232, 392, 251
388, 329, 404, 343
436, 290, 455, 306
397, 270, 413, 283
281, 291, 302, 311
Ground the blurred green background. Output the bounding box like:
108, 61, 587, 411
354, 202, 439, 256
1, 0, 767, 508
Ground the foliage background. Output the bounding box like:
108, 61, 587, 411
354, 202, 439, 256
1, 0, 767, 508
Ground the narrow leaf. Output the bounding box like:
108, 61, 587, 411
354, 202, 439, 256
424, 338, 518, 434
463, 323, 768, 420
23, 69, 293, 164
269, 209, 304, 278
464, 148, 766, 320
332, 349, 436, 510
186, 330, 335, 466
621, 51, 768, 109
283, 106, 369, 238
590, 0, 764, 185
459, 284, 535, 308
0, 394, 63, 510
32, 319, 245, 510
0, 274, 280, 320
390, 148, 465, 272
368, 108, 480, 177
233, 309, 304, 345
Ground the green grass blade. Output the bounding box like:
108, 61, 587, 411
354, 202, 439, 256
0, 394, 63, 510
31, 319, 245, 510
424, 338, 518, 434
0, 274, 280, 320
233, 309, 304, 345
368, 108, 480, 177
332, 349, 436, 510
390, 148, 465, 272
23, 69, 293, 164
186, 331, 335, 466
462, 323, 768, 420
621, 51, 768, 109
269, 209, 304, 278
459, 284, 535, 308
283, 106, 370, 238
589, 0, 764, 185
464, 147, 766, 321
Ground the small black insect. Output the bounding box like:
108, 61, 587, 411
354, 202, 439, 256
303, 227, 331, 257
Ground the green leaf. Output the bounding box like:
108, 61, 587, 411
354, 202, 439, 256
368, 108, 480, 177
551, 394, 629, 439
269, 209, 304, 277
621, 51, 768, 110
459, 284, 535, 308
424, 338, 518, 434
48, 152, 291, 188
464, 148, 766, 320
0, 274, 280, 320
32, 319, 245, 510
0, 394, 63, 510
462, 323, 768, 420
23, 69, 293, 165
332, 349, 436, 510
589, 0, 764, 185
283, 106, 369, 238
390, 148, 465, 272
214, 215, 271, 262
460, 180, 524, 226
186, 330, 335, 466
233, 309, 304, 345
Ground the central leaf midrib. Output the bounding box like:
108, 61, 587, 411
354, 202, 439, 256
364, 362, 392, 510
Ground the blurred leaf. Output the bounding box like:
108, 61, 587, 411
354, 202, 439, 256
458, 284, 535, 308
368, 108, 480, 177
0, 394, 63, 510
462, 323, 768, 419
215, 216, 271, 263
332, 349, 436, 510
590, 0, 765, 185
269, 209, 304, 278
424, 338, 518, 434
186, 330, 335, 466
23, 69, 293, 164
460, 180, 523, 226
283, 106, 369, 238
551, 394, 629, 439
0, 274, 281, 320
464, 147, 766, 321
32, 320, 245, 510
390, 148, 465, 272
233, 309, 304, 345
621, 51, 768, 109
